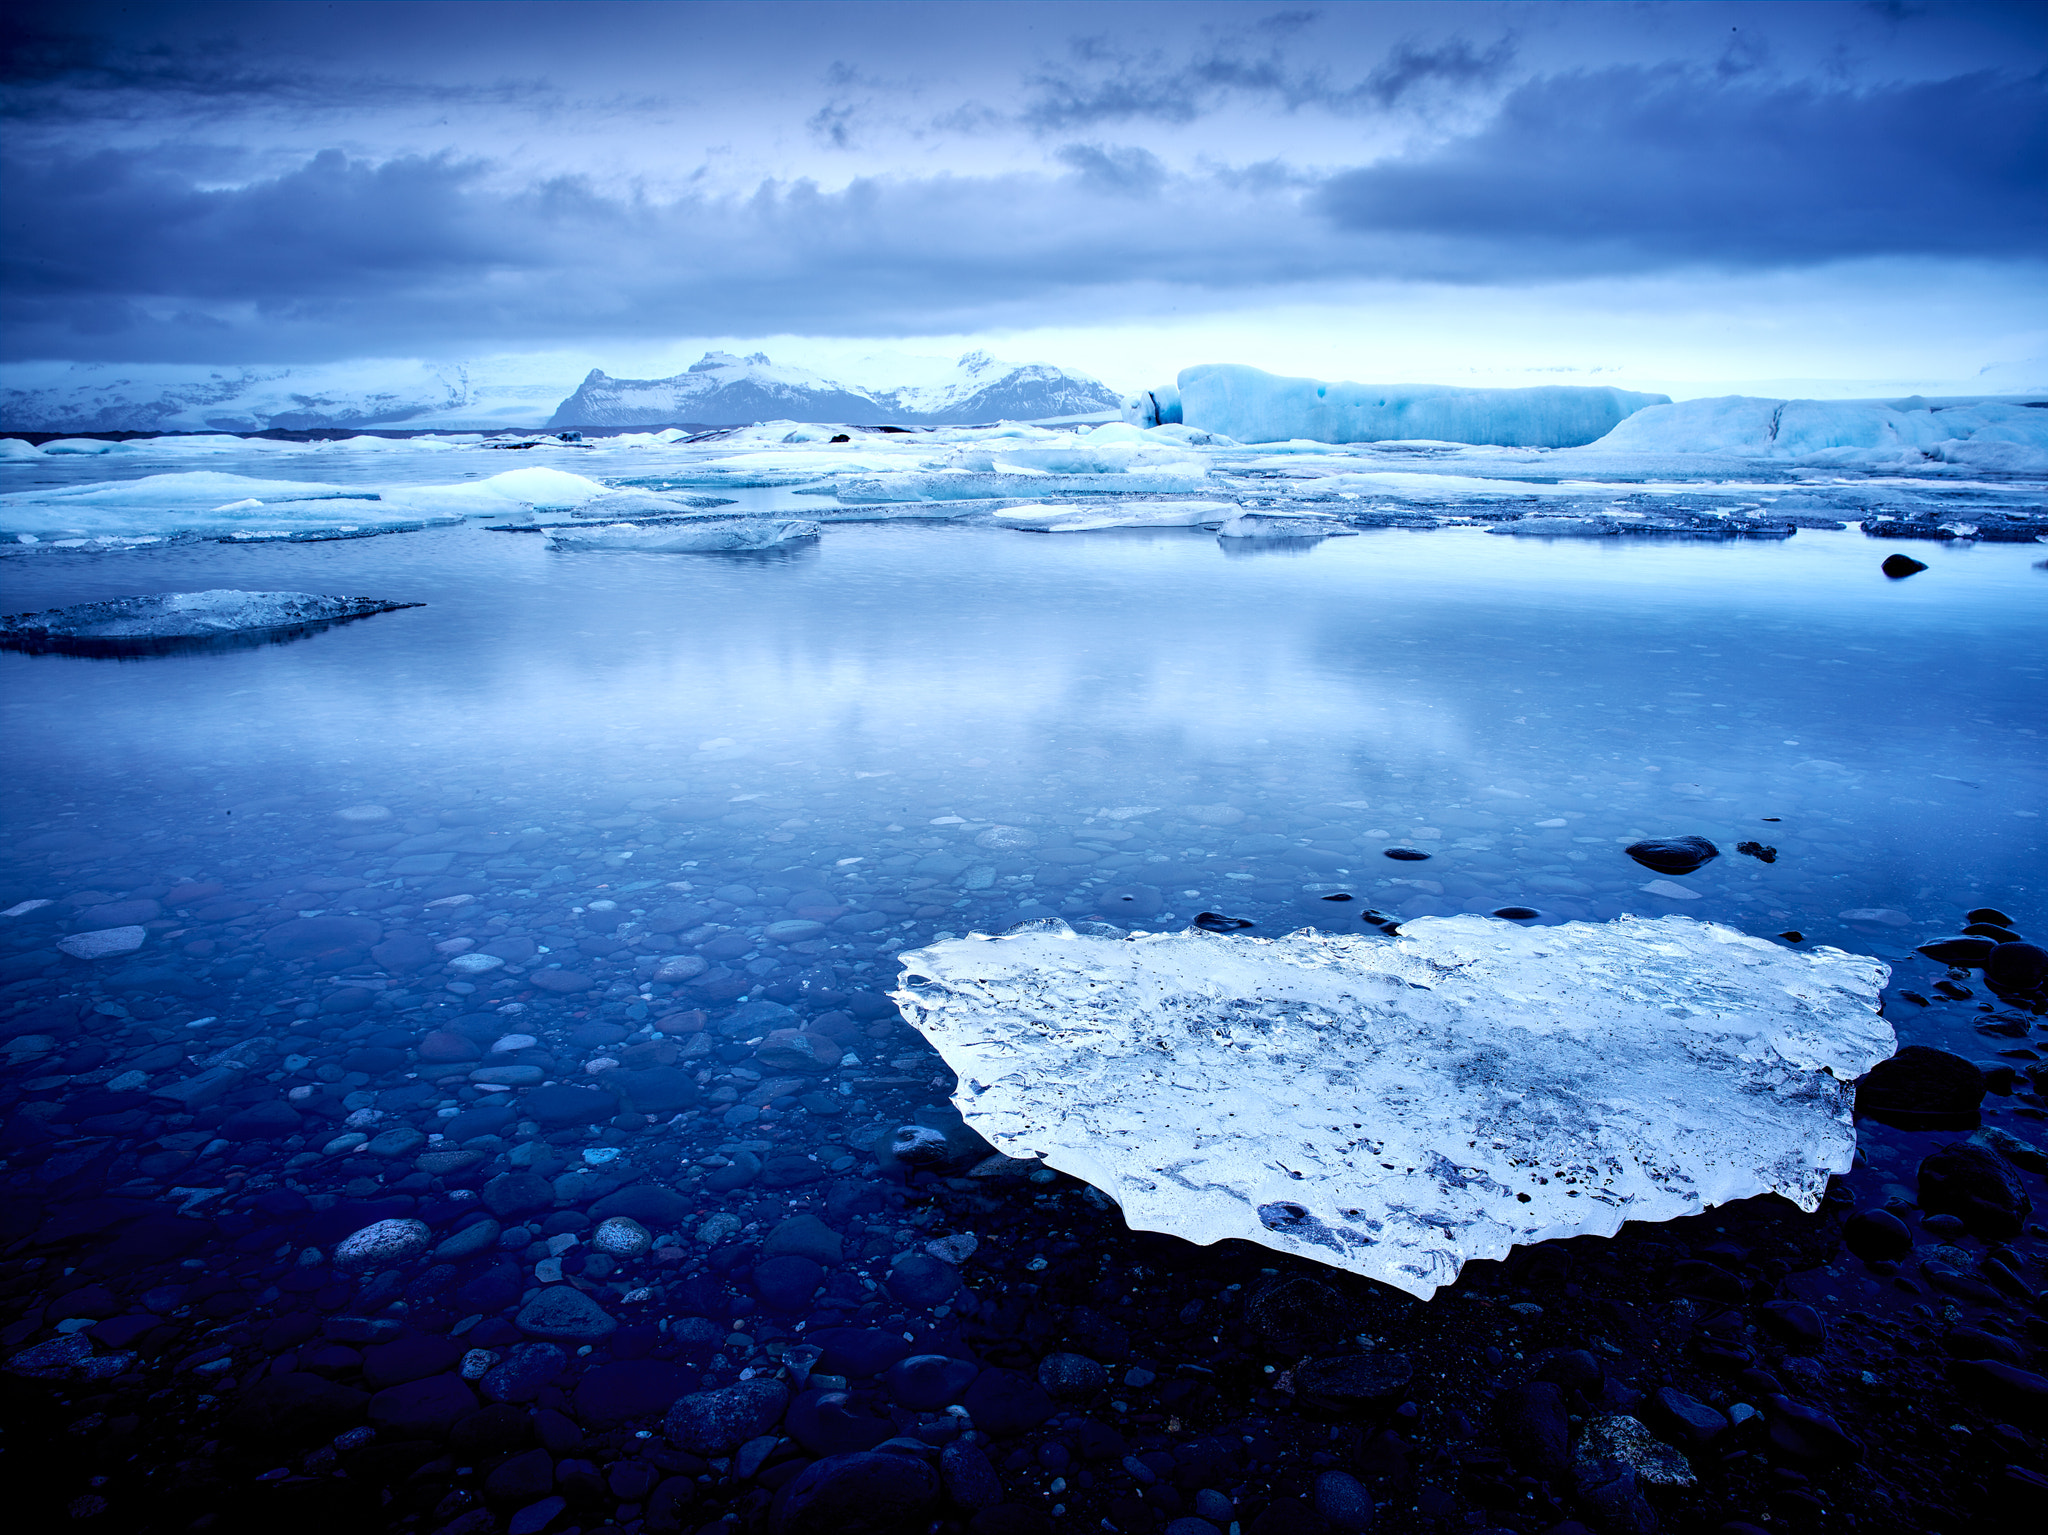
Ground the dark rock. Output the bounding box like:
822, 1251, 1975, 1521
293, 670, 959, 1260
1492, 906, 1539, 920
1734, 840, 1777, 863
484, 1172, 554, 1219
480, 1343, 567, 1403
451, 1403, 536, 1453
1623, 836, 1719, 876
615, 1066, 695, 1115
225, 1372, 369, 1444
522, 1083, 617, 1126
1918, 1141, 2031, 1239
219, 1099, 302, 1141
368, 1374, 478, 1438
961, 1368, 1055, 1437
1843, 1207, 1912, 1262
1916, 935, 1999, 967
362, 1333, 463, 1389
763, 1213, 844, 1264
1312, 1469, 1373, 1531
1536, 1349, 1602, 1398
573, 1359, 691, 1424
1493, 1381, 1569, 1477
371, 932, 437, 972
1881, 553, 1928, 578
887, 1354, 980, 1411
456, 1257, 522, 1315
529, 970, 593, 994
786, 1388, 896, 1456
754, 1255, 825, 1310
1987, 942, 2048, 1000
1244, 1274, 1354, 1352
705, 1151, 762, 1191
591, 1185, 692, 1225
263, 915, 381, 963
1036, 1352, 1107, 1401
666, 1378, 791, 1455
811, 1327, 913, 1378
1946, 1359, 2048, 1415
887, 1253, 960, 1307
1296, 1352, 1414, 1413
515, 1286, 617, 1340
1382, 848, 1432, 862
1765, 1395, 1859, 1460
769, 1450, 941, 1535
485, 1448, 556, 1507
1652, 1386, 1728, 1447
447, 1103, 516, 1141
1967, 906, 2016, 927
1670, 1260, 1745, 1303
1758, 1302, 1826, 1352
1193, 912, 1255, 932
1856, 1045, 1985, 1127
941, 1439, 1004, 1512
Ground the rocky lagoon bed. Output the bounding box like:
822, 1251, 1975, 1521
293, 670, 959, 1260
1, 425, 2045, 1535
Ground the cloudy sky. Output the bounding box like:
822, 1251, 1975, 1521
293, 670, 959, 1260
3, 0, 2044, 396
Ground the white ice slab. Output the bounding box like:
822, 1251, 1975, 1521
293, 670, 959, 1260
993, 500, 1237, 532
893, 915, 1892, 1299
544, 517, 819, 552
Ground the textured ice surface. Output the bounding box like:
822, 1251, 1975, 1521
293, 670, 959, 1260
992, 500, 1236, 532
1593, 395, 2048, 471
544, 516, 820, 552
0, 590, 419, 655
1178, 364, 1668, 448
893, 915, 1893, 1299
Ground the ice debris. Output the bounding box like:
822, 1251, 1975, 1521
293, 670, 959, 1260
0, 590, 420, 656
893, 914, 1893, 1300
543, 516, 819, 552
992, 500, 1236, 532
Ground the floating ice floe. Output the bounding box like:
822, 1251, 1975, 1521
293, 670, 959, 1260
992, 500, 1237, 532
1592, 395, 2048, 472
0, 590, 421, 656
893, 914, 1893, 1300
543, 516, 819, 552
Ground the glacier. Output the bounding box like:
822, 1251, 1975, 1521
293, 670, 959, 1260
1172, 364, 1670, 447
892, 915, 1894, 1300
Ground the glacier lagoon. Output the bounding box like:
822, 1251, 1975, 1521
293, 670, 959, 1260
1, 426, 2045, 1533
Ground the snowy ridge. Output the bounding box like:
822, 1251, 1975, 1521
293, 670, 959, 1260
548, 350, 1121, 428
1590, 393, 2048, 471
0, 360, 572, 434
893, 915, 1893, 1299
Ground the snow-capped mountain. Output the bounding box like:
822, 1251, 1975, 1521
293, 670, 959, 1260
0, 359, 576, 433
548, 350, 1122, 428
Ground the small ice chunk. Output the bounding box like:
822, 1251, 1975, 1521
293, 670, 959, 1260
893, 914, 1892, 1300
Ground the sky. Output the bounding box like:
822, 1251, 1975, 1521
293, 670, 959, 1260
2, 0, 2045, 398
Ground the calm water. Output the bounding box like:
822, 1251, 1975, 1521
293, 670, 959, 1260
3, 521, 2043, 959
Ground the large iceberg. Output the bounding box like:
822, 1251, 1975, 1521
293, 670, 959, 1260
1587, 394, 2048, 470
1174, 364, 1669, 448
893, 915, 1892, 1300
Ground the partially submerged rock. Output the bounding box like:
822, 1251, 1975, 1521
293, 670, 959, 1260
0, 590, 420, 657
893, 914, 1892, 1299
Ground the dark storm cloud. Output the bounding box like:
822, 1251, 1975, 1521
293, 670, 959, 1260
1317, 65, 2048, 272
0, 17, 557, 122
1020, 26, 1516, 130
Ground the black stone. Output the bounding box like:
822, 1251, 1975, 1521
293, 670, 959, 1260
1735, 841, 1777, 862
574, 1359, 691, 1424
1493, 1380, 1569, 1477
1295, 1352, 1414, 1413
1623, 836, 1719, 876
753, 1254, 825, 1310
1918, 1141, 2031, 1239
1843, 1207, 1912, 1262
1881, 553, 1928, 578
768, 1450, 941, 1535
1492, 906, 1539, 920
1192, 913, 1254, 932
522, 1083, 618, 1126
811, 1327, 913, 1378
887, 1353, 980, 1411
1987, 941, 2048, 1001
887, 1253, 960, 1307
1916, 935, 1998, 967
1382, 848, 1431, 861
961, 1367, 1056, 1436
665, 1378, 791, 1455
1856, 1045, 1985, 1128
1967, 907, 2016, 927
785, 1388, 896, 1455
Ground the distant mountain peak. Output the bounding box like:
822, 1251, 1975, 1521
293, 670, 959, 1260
548, 351, 1120, 429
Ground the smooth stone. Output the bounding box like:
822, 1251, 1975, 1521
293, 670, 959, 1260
514, 1287, 617, 1341
1881, 552, 1927, 578
522, 1082, 618, 1126
888, 1354, 981, 1411
481, 1343, 568, 1403
57, 926, 147, 960
786, 1388, 896, 1456
1036, 1352, 1107, 1400
753, 1255, 825, 1309
484, 1172, 554, 1219
665, 1378, 791, 1455
224, 1373, 369, 1444
1312, 1469, 1374, 1531
1494, 1380, 1570, 1477
221, 1100, 304, 1141
1623, 836, 1719, 876
1918, 1140, 2031, 1239
1842, 1207, 1911, 1262
362, 1334, 463, 1390
529, 970, 593, 994
960, 1368, 1055, 1437
591, 1216, 652, 1256
335, 1218, 431, 1269
763, 1213, 845, 1264
887, 1253, 960, 1307
471, 1065, 545, 1087
1856, 1045, 1985, 1125
263, 915, 381, 961
940, 1439, 1005, 1512
1986, 941, 2048, 998
368, 1374, 479, 1438
769, 1449, 940, 1535
573, 1358, 692, 1425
